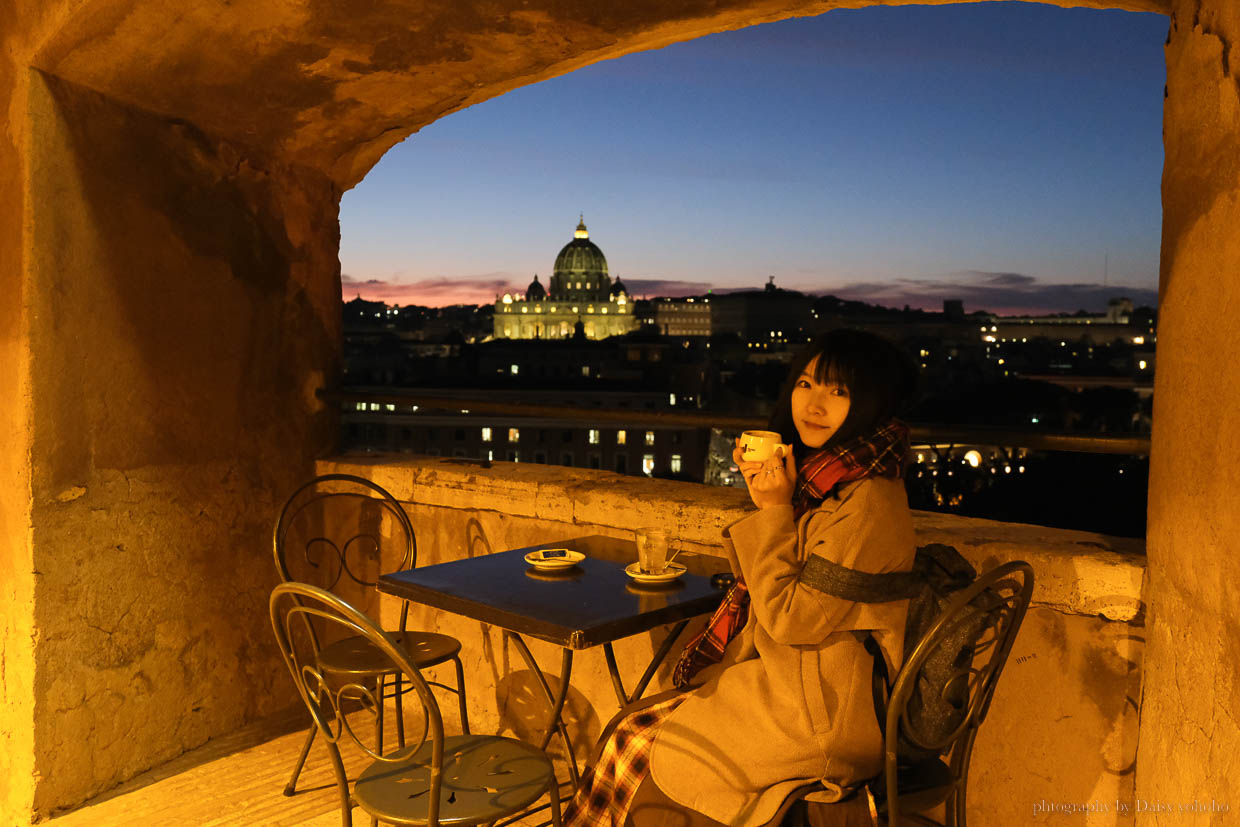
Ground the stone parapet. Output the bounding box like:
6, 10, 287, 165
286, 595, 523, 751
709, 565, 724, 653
326, 453, 1147, 621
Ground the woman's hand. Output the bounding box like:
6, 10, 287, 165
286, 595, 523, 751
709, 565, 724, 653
733, 438, 796, 510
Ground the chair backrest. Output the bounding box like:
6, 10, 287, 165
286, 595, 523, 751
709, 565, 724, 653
883, 559, 1034, 823
270, 582, 447, 822
273, 474, 415, 633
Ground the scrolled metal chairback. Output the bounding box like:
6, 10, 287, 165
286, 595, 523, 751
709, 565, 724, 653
896, 562, 1034, 755
270, 583, 439, 765
274, 475, 416, 594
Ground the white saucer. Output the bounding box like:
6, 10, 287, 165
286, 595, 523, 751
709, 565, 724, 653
524, 549, 585, 571
625, 561, 687, 584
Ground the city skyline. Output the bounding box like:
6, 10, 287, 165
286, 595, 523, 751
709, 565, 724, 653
339, 3, 1167, 315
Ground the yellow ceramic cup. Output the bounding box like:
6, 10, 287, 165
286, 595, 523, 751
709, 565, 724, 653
740, 429, 787, 462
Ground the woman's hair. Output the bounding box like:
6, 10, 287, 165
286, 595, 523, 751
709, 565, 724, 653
767, 328, 917, 455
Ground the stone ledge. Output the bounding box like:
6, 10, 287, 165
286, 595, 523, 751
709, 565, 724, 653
319, 454, 1147, 622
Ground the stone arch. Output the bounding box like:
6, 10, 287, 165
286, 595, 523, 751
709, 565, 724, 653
28, 0, 1166, 189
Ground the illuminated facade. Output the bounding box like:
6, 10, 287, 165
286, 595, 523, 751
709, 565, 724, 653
494, 219, 636, 340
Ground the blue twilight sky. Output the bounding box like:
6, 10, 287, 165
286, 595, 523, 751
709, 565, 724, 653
338, 2, 1168, 316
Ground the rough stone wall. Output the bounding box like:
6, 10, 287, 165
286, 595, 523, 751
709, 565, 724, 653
0, 3, 80, 818
322, 456, 1146, 825
1139, 0, 1240, 822
24, 72, 341, 815
31, 0, 1169, 189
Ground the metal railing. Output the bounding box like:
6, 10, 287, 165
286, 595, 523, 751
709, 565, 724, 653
321, 388, 1151, 456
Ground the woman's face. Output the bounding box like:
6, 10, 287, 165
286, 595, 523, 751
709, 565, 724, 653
790, 357, 852, 449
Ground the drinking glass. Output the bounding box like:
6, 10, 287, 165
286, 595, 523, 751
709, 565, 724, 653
635, 527, 670, 574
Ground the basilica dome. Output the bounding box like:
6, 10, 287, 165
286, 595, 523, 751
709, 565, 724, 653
525, 274, 546, 300
553, 218, 609, 279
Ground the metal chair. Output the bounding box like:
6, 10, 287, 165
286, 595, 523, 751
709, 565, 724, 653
779, 560, 1033, 827
271, 582, 560, 827
872, 559, 1035, 826
274, 473, 469, 797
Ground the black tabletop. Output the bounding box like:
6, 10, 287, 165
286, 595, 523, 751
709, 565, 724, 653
378, 535, 730, 649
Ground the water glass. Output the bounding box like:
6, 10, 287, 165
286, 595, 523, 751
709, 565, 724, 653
635, 527, 670, 574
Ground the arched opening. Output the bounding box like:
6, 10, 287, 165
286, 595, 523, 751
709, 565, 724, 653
8, 0, 1235, 821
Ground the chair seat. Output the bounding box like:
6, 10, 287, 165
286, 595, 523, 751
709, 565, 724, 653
873, 759, 956, 816
354, 733, 555, 826
318, 631, 462, 676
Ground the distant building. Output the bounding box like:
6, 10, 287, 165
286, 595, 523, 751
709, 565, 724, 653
494, 218, 637, 340
710, 277, 813, 347
636, 297, 713, 337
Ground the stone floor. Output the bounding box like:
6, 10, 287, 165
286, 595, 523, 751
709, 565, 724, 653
46, 707, 562, 826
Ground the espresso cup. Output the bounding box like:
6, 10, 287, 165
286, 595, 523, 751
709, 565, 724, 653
739, 429, 787, 462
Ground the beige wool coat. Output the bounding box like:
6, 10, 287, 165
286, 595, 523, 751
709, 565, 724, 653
648, 477, 916, 826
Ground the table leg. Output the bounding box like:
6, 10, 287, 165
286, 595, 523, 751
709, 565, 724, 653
602, 619, 691, 707
506, 632, 580, 788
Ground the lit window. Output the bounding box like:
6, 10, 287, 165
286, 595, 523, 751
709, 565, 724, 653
645, 431, 655, 446
670, 454, 682, 473
1133, 336, 1145, 345
355, 402, 367, 411
582, 365, 590, 377
616, 430, 627, 446
669, 393, 677, 406
510, 364, 519, 375
1139, 360, 1148, 370
487, 450, 494, 461
642, 454, 655, 476
508, 428, 520, 442
589, 429, 600, 445
385, 404, 396, 411
482, 427, 492, 442
369, 403, 380, 411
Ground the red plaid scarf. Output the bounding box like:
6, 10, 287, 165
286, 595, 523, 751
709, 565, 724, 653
671, 420, 909, 689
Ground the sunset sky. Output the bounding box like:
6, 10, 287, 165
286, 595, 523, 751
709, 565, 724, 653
338, 3, 1167, 316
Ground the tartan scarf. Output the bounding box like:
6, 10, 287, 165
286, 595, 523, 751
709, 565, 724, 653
792, 418, 911, 518
671, 420, 910, 689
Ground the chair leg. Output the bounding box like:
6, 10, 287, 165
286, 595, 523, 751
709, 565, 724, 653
375, 675, 385, 757
394, 673, 406, 748
548, 780, 563, 827
284, 724, 317, 796
453, 654, 471, 734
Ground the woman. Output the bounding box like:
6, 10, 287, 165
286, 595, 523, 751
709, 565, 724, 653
565, 329, 918, 827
